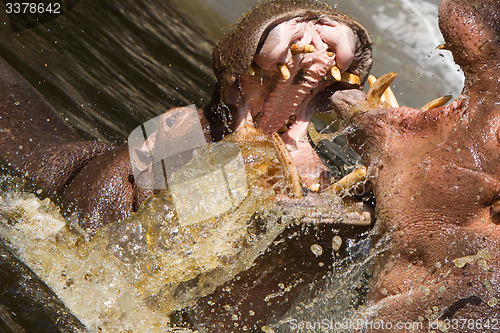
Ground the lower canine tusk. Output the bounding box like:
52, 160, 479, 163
271, 132, 303, 198
421, 95, 453, 111
368, 75, 399, 107
327, 167, 367, 195
366, 73, 398, 105
277, 63, 291, 80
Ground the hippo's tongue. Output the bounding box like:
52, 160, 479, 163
226, 18, 362, 189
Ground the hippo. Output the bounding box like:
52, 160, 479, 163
0, 0, 496, 332
172, 0, 500, 331
329, 0, 499, 330
0, 0, 375, 331
0, 0, 373, 233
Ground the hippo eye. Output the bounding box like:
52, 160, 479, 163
166, 111, 183, 127
166, 117, 176, 128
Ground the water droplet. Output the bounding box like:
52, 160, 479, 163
332, 236, 342, 251
311, 244, 323, 257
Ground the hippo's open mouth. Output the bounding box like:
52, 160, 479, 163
206, 1, 373, 190
229, 18, 364, 188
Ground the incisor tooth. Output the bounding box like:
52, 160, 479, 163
330, 66, 342, 81
304, 44, 314, 53
366, 73, 398, 105
421, 95, 453, 111
368, 75, 399, 107
310, 183, 321, 192
341, 72, 361, 85
246, 65, 256, 76
290, 43, 315, 54
277, 63, 291, 80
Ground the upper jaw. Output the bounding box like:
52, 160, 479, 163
205, 1, 373, 191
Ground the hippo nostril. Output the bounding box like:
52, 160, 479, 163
253, 112, 264, 121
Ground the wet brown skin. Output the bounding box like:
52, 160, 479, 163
0, 1, 375, 331
0, 0, 372, 231
332, 0, 499, 329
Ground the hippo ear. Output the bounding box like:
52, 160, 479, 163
438, 0, 500, 77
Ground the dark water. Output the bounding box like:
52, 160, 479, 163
0, 0, 220, 142
0, 0, 462, 144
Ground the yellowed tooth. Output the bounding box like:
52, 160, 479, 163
341, 72, 362, 85
330, 66, 342, 81
290, 43, 303, 54
436, 43, 449, 50
368, 75, 400, 107
310, 183, 321, 192
367, 75, 376, 86
366, 73, 398, 106
304, 44, 315, 53
327, 51, 334, 57
383, 86, 399, 108
246, 64, 256, 76
327, 166, 367, 195
271, 132, 303, 198
290, 43, 315, 54
277, 63, 291, 80
421, 95, 453, 111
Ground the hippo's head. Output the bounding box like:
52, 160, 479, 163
330, 0, 500, 325
203, 0, 373, 189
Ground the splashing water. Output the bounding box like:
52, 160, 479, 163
0, 0, 460, 330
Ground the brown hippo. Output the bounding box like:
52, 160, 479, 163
1, 0, 497, 331
330, 0, 499, 330
0, 0, 373, 233
0, 0, 375, 331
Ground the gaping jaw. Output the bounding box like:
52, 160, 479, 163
229, 18, 364, 189
207, 0, 373, 191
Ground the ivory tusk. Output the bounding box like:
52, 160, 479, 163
271, 132, 303, 198
368, 74, 400, 107
421, 95, 453, 111
366, 73, 398, 105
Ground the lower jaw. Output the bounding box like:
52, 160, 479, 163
233, 111, 334, 191
280, 129, 331, 190
231, 76, 363, 192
